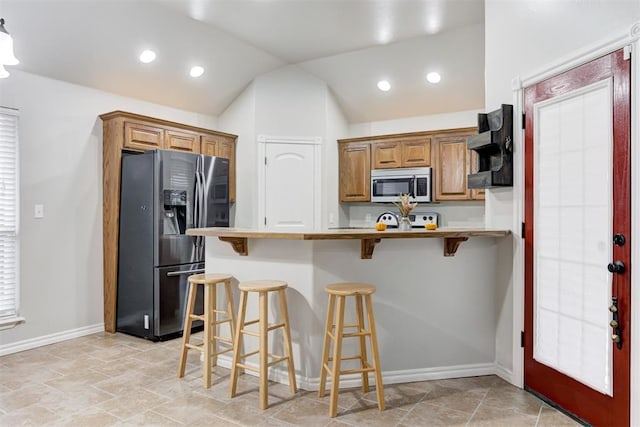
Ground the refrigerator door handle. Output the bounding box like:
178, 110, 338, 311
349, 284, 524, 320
193, 158, 203, 248
166, 268, 205, 277
197, 169, 205, 248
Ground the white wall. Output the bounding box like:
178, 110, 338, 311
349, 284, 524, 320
218, 82, 257, 228
218, 65, 349, 229
348, 108, 482, 138
324, 91, 349, 228
0, 71, 218, 351
254, 66, 328, 138
484, 0, 640, 389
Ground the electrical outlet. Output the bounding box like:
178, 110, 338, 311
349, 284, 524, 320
34, 204, 44, 218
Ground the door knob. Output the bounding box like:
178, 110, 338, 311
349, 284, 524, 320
613, 233, 626, 246
612, 334, 621, 343
607, 260, 625, 274
609, 304, 618, 313
610, 320, 619, 328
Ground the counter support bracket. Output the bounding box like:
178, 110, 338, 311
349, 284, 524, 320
361, 238, 381, 259
219, 236, 248, 256
444, 237, 469, 257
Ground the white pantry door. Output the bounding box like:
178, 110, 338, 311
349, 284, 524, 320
263, 142, 316, 230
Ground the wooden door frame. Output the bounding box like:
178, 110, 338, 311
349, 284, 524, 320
256, 135, 322, 230
508, 25, 639, 425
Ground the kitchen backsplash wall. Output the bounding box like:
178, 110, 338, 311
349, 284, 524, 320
346, 202, 485, 228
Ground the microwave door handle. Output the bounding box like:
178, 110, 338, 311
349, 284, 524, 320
412, 176, 417, 198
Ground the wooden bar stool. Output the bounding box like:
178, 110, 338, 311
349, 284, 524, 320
318, 282, 385, 417
178, 273, 236, 389
229, 280, 297, 410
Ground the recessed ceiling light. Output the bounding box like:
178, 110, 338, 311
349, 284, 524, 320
426, 72, 441, 84
377, 80, 391, 92
139, 50, 156, 64
190, 66, 204, 78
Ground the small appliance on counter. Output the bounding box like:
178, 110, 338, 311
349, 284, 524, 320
376, 211, 438, 228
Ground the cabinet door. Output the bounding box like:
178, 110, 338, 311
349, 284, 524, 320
200, 137, 217, 157
124, 121, 164, 151
433, 134, 472, 201
165, 129, 199, 152
401, 137, 431, 167
201, 135, 236, 203
470, 150, 485, 200
339, 143, 371, 202
372, 141, 401, 169
215, 139, 236, 204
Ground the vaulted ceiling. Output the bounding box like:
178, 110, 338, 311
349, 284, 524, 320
2, 0, 485, 123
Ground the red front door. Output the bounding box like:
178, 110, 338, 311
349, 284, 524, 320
524, 48, 631, 426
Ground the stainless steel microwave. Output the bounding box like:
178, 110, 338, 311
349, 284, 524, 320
370, 167, 431, 203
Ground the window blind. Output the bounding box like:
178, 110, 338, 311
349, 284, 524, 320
0, 107, 19, 320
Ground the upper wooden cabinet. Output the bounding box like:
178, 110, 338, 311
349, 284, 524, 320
371, 137, 431, 169
201, 135, 237, 204
402, 137, 431, 167
339, 142, 371, 202
165, 129, 199, 152
99, 110, 238, 333
432, 129, 482, 201
124, 121, 164, 151
339, 128, 477, 203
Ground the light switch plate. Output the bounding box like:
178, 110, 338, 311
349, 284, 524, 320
34, 204, 44, 218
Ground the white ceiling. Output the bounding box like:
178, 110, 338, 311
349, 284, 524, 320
1, 0, 486, 123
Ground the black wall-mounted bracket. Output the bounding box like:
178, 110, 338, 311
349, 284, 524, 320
467, 104, 514, 189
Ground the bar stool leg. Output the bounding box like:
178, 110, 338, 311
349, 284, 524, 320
224, 280, 237, 349
178, 281, 198, 378
365, 294, 385, 411
355, 294, 370, 393
229, 290, 247, 398
278, 288, 297, 394
318, 294, 335, 398
203, 284, 213, 388
259, 291, 269, 410
329, 295, 346, 418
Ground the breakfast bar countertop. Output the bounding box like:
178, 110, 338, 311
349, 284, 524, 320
186, 226, 511, 258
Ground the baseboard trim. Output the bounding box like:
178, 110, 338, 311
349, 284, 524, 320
215, 355, 498, 390
0, 323, 105, 356
494, 363, 514, 385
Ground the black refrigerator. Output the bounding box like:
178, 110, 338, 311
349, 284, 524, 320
116, 149, 229, 340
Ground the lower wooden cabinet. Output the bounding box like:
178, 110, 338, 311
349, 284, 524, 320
339, 142, 371, 202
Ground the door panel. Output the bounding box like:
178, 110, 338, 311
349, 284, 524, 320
155, 263, 204, 338
524, 48, 630, 426
265, 143, 315, 229
533, 80, 614, 396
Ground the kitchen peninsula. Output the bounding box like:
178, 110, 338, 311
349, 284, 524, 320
188, 226, 512, 389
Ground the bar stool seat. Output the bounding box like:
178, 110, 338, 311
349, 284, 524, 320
178, 273, 236, 389
319, 282, 385, 417
229, 280, 297, 409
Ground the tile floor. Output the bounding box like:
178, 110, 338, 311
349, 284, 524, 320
0, 332, 581, 426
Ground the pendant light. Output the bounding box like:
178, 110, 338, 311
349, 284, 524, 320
0, 18, 19, 78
